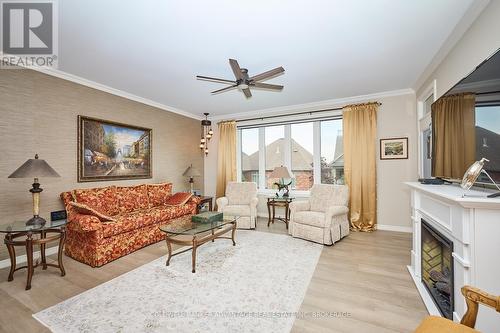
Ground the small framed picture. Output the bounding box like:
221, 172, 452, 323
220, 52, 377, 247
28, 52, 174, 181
380, 137, 408, 160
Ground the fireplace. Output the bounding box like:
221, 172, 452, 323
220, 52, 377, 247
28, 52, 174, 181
421, 219, 454, 319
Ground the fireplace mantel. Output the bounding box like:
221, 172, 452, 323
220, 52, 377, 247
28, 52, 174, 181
405, 182, 500, 332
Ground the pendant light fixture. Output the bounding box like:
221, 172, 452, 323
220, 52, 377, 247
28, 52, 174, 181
199, 113, 213, 156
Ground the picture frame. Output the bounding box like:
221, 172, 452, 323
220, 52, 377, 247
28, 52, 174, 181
77, 115, 152, 182
380, 137, 408, 160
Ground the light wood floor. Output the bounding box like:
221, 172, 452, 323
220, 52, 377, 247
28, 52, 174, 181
0, 218, 427, 333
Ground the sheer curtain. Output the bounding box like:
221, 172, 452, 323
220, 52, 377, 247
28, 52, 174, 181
431, 93, 476, 179
216, 121, 237, 200
343, 102, 378, 232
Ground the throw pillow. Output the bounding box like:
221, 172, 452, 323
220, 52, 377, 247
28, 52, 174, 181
164, 192, 193, 206
69, 201, 116, 222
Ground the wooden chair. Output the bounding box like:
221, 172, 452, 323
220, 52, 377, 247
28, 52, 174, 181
414, 285, 500, 332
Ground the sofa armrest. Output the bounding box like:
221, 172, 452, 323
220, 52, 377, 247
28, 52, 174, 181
188, 195, 202, 205
68, 213, 104, 233
250, 197, 258, 208
289, 200, 310, 213
216, 197, 229, 212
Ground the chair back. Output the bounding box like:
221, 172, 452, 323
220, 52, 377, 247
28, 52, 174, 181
309, 184, 349, 212
225, 182, 258, 205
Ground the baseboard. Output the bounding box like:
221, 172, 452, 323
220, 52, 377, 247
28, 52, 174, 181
0, 246, 59, 269
377, 224, 412, 233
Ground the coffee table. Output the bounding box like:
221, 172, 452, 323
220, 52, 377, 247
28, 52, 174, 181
159, 215, 238, 273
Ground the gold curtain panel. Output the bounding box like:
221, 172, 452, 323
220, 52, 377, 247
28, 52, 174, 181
431, 93, 476, 180
343, 103, 378, 232
216, 121, 237, 200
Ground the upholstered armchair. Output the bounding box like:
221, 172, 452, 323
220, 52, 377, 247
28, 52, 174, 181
289, 184, 349, 245
216, 182, 258, 229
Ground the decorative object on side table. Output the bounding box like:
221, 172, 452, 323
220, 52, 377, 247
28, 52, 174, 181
0, 219, 67, 290
269, 166, 293, 197
183, 164, 201, 193
78, 115, 152, 182
461, 158, 500, 198
380, 137, 408, 160
267, 196, 294, 229
8, 154, 60, 226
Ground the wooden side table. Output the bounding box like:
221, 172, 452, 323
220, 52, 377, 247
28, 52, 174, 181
0, 220, 67, 290
197, 196, 213, 213
267, 196, 295, 229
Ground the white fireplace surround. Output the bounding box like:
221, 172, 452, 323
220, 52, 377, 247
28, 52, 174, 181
406, 182, 500, 333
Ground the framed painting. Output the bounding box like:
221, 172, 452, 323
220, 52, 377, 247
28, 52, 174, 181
380, 137, 408, 160
77, 116, 152, 182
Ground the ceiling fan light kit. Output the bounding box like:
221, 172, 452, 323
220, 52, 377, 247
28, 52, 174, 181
197, 59, 285, 98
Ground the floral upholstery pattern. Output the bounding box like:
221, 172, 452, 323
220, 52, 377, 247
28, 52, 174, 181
73, 186, 120, 216
116, 184, 149, 214
165, 192, 193, 206
147, 183, 173, 207
69, 202, 116, 222
61, 184, 198, 267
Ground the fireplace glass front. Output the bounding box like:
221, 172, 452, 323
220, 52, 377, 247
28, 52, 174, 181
421, 219, 454, 319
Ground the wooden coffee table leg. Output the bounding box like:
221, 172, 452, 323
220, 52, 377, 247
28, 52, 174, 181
165, 237, 172, 266
5, 234, 16, 282
58, 228, 66, 277
211, 229, 215, 242
191, 236, 197, 273
231, 223, 236, 246
25, 232, 34, 291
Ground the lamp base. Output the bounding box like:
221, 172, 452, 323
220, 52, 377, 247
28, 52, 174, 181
26, 215, 46, 226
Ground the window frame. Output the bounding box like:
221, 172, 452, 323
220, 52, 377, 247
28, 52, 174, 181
237, 114, 343, 195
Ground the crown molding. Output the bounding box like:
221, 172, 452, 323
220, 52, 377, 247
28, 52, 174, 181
412, 0, 490, 92
211, 88, 415, 121
0, 53, 202, 120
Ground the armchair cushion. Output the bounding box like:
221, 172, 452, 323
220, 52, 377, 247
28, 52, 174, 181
293, 211, 325, 228
225, 182, 258, 205
413, 316, 478, 333
223, 205, 251, 217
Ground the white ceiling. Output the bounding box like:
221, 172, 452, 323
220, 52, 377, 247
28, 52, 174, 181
57, 0, 477, 118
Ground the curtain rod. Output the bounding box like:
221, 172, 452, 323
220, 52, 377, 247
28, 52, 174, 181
230, 101, 382, 123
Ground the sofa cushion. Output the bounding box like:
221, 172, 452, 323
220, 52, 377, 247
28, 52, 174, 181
147, 183, 173, 207
102, 210, 155, 238
165, 192, 192, 206
73, 186, 119, 216
223, 205, 251, 217
116, 184, 149, 214
151, 204, 194, 223
294, 211, 326, 228
69, 202, 116, 222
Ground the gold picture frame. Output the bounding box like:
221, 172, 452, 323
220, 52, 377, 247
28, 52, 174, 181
77, 116, 152, 182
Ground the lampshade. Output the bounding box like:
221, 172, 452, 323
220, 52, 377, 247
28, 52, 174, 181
183, 164, 201, 177
269, 166, 293, 179
8, 154, 60, 179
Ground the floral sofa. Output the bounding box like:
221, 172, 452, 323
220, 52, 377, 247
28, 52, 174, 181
60, 183, 200, 267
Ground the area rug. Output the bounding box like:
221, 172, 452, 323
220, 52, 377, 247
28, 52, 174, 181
34, 230, 322, 333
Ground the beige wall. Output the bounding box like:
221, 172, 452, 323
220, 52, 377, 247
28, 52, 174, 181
205, 92, 417, 231
0, 68, 203, 260
416, 0, 500, 97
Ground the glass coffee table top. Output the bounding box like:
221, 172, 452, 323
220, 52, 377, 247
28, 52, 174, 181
0, 219, 67, 233
159, 215, 238, 235
267, 196, 295, 201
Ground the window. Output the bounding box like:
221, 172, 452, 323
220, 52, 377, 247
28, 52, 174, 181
291, 123, 314, 190
240, 128, 259, 184
320, 119, 344, 184
265, 125, 285, 189
238, 116, 343, 192
475, 105, 500, 183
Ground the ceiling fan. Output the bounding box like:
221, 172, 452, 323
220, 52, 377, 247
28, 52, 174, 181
196, 59, 285, 98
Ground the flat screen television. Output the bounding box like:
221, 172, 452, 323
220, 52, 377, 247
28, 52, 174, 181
431, 48, 500, 185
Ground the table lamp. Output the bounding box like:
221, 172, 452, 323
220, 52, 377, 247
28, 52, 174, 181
8, 154, 61, 225
461, 158, 500, 198
183, 164, 201, 193
270, 166, 293, 197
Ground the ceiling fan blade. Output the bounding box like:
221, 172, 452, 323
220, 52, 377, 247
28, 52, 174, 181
229, 59, 244, 80
242, 88, 252, 98
211, 85, 238, 94
196, 75, 236, 85
251, 82, 284, 90
250, 66, 285, 82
